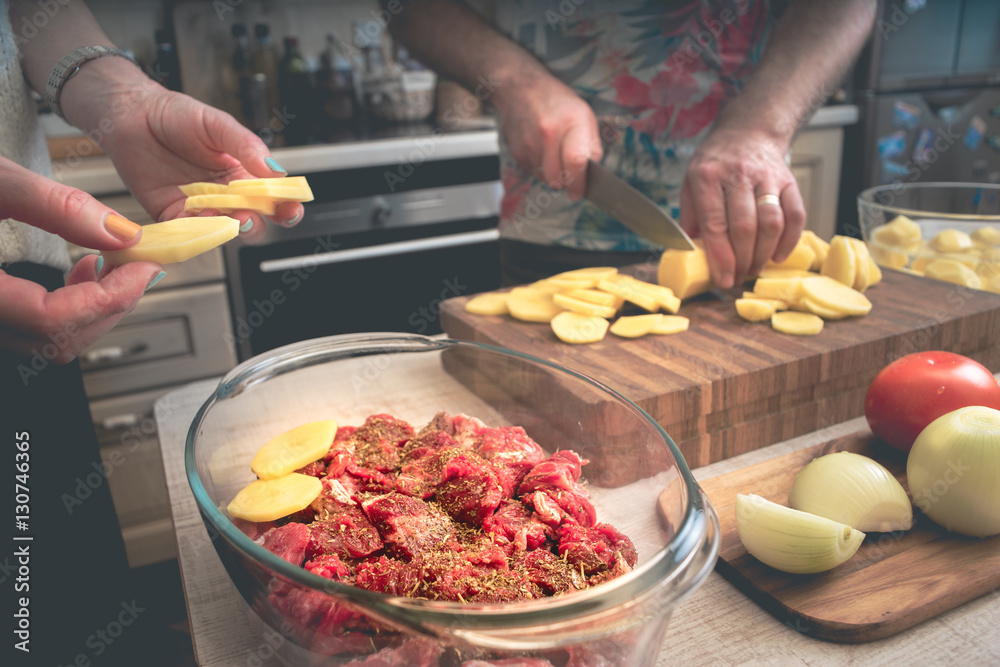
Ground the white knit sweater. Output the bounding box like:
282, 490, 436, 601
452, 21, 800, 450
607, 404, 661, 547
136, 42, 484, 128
0, 1, 71, 270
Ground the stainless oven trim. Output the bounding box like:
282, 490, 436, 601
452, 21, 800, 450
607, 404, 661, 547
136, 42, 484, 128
258, 228, 500, 273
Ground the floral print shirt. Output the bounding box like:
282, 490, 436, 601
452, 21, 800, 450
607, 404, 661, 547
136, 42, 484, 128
494, 0, 780, 251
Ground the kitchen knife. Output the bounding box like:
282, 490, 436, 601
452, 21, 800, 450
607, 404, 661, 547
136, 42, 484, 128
585, 160, 695, 251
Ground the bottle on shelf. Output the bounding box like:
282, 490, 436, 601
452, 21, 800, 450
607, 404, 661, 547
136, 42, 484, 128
315, 33, 357, 137
252, 22, 279, 115
278, 36, 314, 145
152, 28, 182, 91
229, 22, 254, 126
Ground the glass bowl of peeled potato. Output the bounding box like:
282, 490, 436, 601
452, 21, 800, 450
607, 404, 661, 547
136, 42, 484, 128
858, 182, 1000, 294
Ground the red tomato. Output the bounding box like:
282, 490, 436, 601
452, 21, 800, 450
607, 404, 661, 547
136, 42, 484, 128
864, 351, 1000, 451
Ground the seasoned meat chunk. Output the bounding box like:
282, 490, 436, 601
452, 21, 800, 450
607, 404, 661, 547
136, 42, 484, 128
518, 450, 588, 495
361, 493, 455, 560
436, 452, 504, 525
513, 549, 587, 596
350, 414, 415, 472
307, 486, 383, 560
261, 522, 310, 566
304, 553, 351, 580
556, 523, 637, 576
473, 426, 546, 498
355, 555, 421, 596
482, 499, 550, 551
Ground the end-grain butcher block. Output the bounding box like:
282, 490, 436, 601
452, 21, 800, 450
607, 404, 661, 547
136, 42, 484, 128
439, 267, 1000, 470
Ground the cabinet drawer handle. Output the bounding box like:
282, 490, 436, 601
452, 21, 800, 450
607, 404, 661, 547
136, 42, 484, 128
259, 228, 500, 273
82, 341, 148, 366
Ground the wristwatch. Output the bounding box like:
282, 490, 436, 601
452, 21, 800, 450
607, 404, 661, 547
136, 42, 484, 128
45, 45, 139, 120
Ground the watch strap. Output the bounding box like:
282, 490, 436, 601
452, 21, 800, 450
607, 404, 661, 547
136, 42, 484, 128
45, 46, 139, 120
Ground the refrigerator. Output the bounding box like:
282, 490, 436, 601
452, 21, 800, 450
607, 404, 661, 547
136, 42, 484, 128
839, 0, 1000, 233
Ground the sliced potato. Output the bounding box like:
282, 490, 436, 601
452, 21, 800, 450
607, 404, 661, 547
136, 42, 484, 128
178, 182, 229, 196
755, 267, 815, 280
528, 279, 565, 295
820, 236, 858, 287
650, 314, 690, 334
227, 473, 323, 522
547, 275, 601, 290
752, 277, 804, 305
765, 241, 816, 272
226, 176, 315, 202
552, 293, 618, 319
102, 216, 240, 265
875, 215, 922, 246
869, 244, 909, 270
627, 279, 681, 313
798, 297, 849, 320
465, 292, 509, 316
736, 298, 777, 322
507, 287, 564, 323
740, 292, 789, 311
846, 238, 872, 292
551, 311, 609, 344
930, 229, 973, 253
565, 288, 622, 308
658, 239, 713, 300
185, 194, 277, 215
800, 276, 872, 317
609, 313, 663, 338
598, 275, 659, 312
971, 225, 1000, 246
252, 420, 338, 480
799, 230, 830, 270
772, 311, 824, 336
867, 257, 883, 286
923, 259, 984, 289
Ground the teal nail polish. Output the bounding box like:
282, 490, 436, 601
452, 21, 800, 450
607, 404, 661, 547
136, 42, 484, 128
239, 219, 253, 233
265, 157, 287, 174
94, 255, 104, 276
145, 271, 166, 292
284, 211, 302, 227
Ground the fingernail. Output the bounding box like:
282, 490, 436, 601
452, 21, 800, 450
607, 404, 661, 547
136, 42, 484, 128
239, 218, 253, 233
145, 271, 166, 292
94, 255, 104, 276
105, 214, 141, 240
720, 273, 733, 288
284, 211, 302, 227
265, 157, 287, 174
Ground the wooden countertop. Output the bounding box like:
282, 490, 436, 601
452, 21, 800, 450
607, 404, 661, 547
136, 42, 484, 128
157, 371, 999, 667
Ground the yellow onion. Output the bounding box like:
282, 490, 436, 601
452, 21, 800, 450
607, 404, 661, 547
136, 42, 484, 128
906, 406, 1000, 537
735, 494, 865, 574
789, 451, 912, 532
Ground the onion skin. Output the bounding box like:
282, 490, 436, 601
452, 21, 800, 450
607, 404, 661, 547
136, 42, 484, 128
906, 406, 1000, 537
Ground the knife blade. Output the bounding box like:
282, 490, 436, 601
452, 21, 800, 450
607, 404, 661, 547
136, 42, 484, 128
585, 160, 695, 251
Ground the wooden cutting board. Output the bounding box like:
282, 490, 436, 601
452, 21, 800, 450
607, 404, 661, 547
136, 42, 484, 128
694, 430, 1000, 643
439, 268, 1000, 468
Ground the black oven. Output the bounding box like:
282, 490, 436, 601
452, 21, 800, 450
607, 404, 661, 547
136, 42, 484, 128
223, 155, 501, 361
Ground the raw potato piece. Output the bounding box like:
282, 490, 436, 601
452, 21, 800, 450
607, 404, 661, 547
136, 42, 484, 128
465, 292, 509, 316
658, 239, 713, 300
226, 176, 315, 202
551, 311, 609, 344
610, 314, 663, 338
923, 259, 983, 289
598, 276, 659, 312
507, 287, 564, 323
178, 182, 229, 196
185, 194, 277, 215
752, 277, 804, 305
800, 276, 872, 317
565, 288, 622, 308
930, 229, 973, 253
972, 225, 1000, 246
741, 293, 788, 311
765, 241, 815, 271
735, 298, 777, 322
772, 311, 824, 336
820, 236, 857, 287
553, 293, 618, 319
651, 315, 689, 334
227, 473, 323, 522
799, 297, 848, 320
555, 266, 619, 280
846, 238, 872, 292
251, 419, 338, 480
755, 268, 815, 280
799, 230, 830, 270
101, 216, 240, 265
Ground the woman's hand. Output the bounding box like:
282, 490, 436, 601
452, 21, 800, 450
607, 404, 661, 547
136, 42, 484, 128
494, 75, 603, 200
0, 159, 163, 362
680, 127, 807, 289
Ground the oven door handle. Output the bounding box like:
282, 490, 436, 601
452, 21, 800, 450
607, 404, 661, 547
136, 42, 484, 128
258, 228, 500, 273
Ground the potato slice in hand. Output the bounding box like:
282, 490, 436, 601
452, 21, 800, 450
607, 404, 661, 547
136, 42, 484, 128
227, 473, 323, 522
185, 194, 277, 215
251, 419, 338, 480
610, 313, 663, 338
553, 293, 618, 319
551, 311, 609, 344
179, 182, 230, 196
226, 176, 315, 202
465, 292, 509, 316
101, 216, 239, 265
651, 315, 689, 334
507, 287, 564, 322
771, 311, 824, 336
